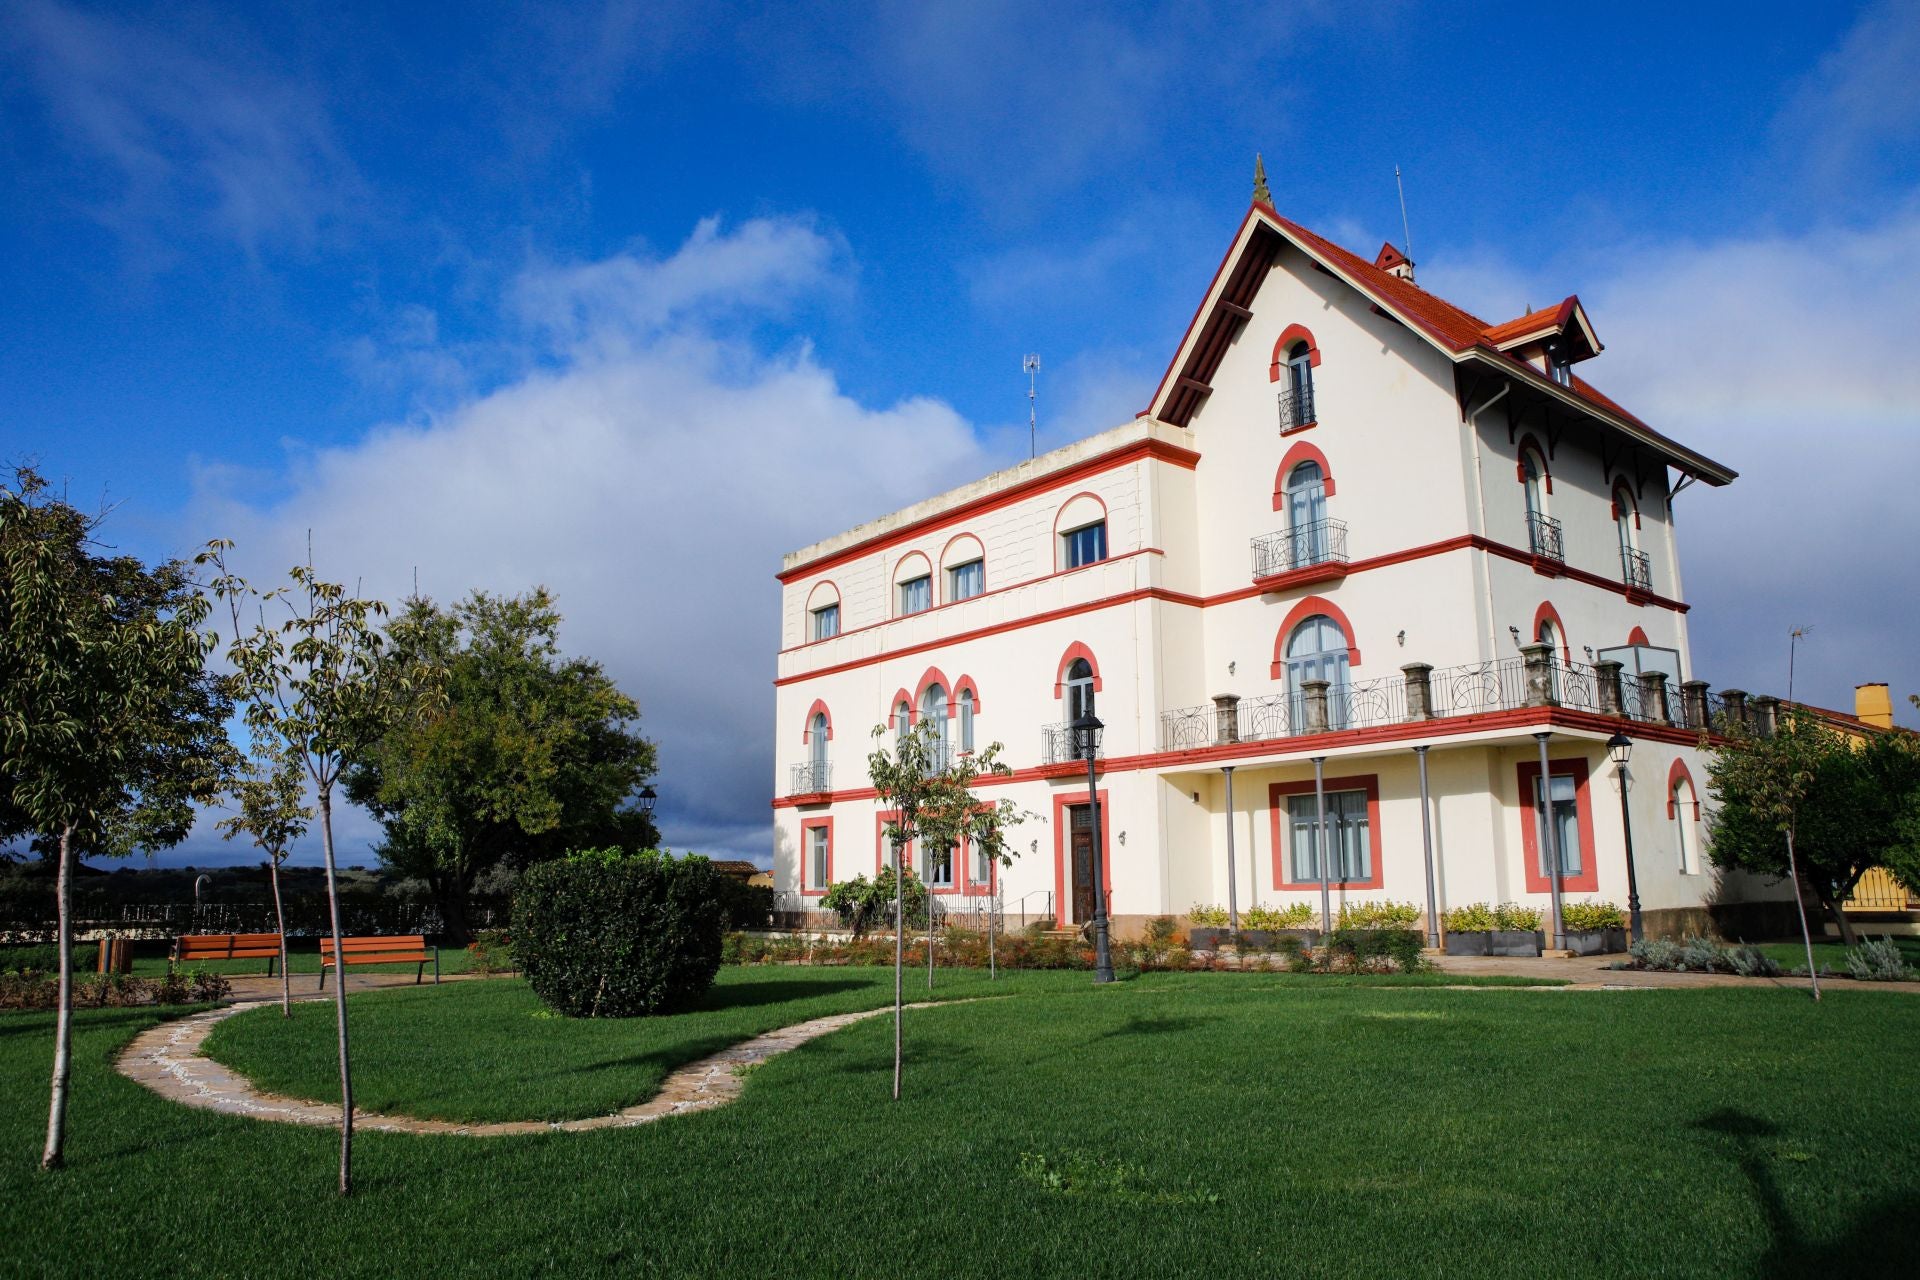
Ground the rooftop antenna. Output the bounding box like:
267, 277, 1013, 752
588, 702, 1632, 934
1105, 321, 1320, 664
1394, 164, 1414, 265
1023, 353, 1041, 459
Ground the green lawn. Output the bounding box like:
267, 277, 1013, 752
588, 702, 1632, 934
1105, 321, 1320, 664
3, 970, 1918, 1277
1752, 935, 1920, 974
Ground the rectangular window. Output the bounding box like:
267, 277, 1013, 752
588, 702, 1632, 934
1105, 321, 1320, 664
898, 575, 932, 615
948, 559, 984, 601
972, 841, 993, 886
1532, 775, 1585, 877
928, 844, 954, 889
1063, 521, 1107, 569
1286, 791, 1370, 883
810, 603, 839, 641
806, 824, 830, 890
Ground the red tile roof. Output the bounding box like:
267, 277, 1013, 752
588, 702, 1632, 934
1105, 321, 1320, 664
1481, 303, 1571, 347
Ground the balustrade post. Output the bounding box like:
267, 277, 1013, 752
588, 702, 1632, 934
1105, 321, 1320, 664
1752, 695, 1780, 738
1641, 672, 1672, 726
1595, 659, 1625, 717
1720, 689, 1749, 731
1212, 694, 1242, 745
1302, 679, 1331, 734
1681, 680, 1710, 731
1520, 643, 1557, 707
1401, 663, 1434, 721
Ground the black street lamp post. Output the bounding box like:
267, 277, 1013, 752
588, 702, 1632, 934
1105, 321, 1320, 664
637, 784, 658, 817
1072, 711, 1115, 984
1606, 733, 1643, 943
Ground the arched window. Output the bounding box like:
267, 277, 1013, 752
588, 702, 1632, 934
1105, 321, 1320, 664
958, 687, 975, 754
894, 699, 913, 754
1672, 776, 1699, 873
1521, 449, 1547, 520
1287, 342, 1314, 407
1284, 615, 1351, 728
809, 712, 829, 771
920, 683, 949, 769
1520, 447, 1559, 558
1614, 487, 1638, 555
1284, 461, 1329, 565
1536, 617, 1563, 700
1065, 658, 1096, 723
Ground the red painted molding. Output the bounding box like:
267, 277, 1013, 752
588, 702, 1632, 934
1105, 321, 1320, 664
805, 579, 841, 614
886, 689, 914, 728
874, 809, 902, 876
1667, 758, 1700, 820
914, 666, 954, 714
802, 699, 833, 743
799, 816, 833, 896
938, 531, 985, 573
1532, 601, 1571, 663
1267, 775, 1384, 890
1516, 758, 1599, 894
771, 703, 1722, 809
1269, 595, 1362, 678
779, 437, 1199, 583
953, 674, 982, 713
1054, 642, 1104, 696
1627, 625, 1650, 646
1612, 483, 1642, 530
1272, 440, 1336, 507
1052, 789, 1112, 925
1269, 323, 1322, 381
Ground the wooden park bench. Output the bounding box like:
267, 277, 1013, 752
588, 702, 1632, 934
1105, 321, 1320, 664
173, 932, 285, 975
318, 935, 439, 989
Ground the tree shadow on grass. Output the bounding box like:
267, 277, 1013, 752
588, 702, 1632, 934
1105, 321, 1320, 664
1091, 1015, 1218, 1042
690, 979, 871, 1011
1694, 1106, 1919, 1277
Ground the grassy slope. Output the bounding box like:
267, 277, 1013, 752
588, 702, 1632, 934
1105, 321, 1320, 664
2, 976, 1917, 1277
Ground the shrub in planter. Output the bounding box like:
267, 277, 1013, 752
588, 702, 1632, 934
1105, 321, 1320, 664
1441, 902, 1496, 955
1561, 901, 1628, 955
1336, 900, 1421, 930
1244, 903, 1315, 930
1188, 904, 1230, 927
514, 848, 727, 1018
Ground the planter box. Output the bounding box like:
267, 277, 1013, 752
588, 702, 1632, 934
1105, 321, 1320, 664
1490, 929, 1546, 958
1565, 927, 1627, 956
1234, 928, 1320, 951
1189, 927, 1229, 951
1443, 931, 1491, 956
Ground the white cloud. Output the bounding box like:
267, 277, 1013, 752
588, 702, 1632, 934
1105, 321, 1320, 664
5, 0, 358, 260
189, 217, 987, 865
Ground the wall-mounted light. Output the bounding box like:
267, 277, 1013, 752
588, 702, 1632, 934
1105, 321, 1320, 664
1584, 645, 1596, 661
1228, 660, 1237, 676
1397, 630, 1406, 647
1117, 831, 1127, 846
1508, 625, 1522, 649
1191, 791, 1200, 804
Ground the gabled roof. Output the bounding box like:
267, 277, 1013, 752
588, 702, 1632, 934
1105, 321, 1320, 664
1145, 203, 1736, 486
1482, 295, 1601, 362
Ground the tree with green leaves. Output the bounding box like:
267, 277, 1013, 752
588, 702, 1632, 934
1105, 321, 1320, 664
342, 588, 656, 943
216, 742, 310, 1017
1707, 709, 1920, 952
198, 541, 440, 1196
916, 740, 1028, 980
2, 468, 232, 1171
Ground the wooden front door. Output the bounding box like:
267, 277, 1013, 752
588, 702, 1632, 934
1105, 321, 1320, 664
1069, 804, 1096, 924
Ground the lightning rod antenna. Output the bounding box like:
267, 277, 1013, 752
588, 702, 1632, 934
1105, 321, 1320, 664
1395, 165, 1414, 265
1024, 353, 1042, 460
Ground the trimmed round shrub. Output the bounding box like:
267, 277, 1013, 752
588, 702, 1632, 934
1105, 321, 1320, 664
513, 848, 726, 1017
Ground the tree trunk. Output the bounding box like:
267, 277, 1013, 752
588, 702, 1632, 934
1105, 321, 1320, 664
318, 792, 355, 1194
1825, 895, 1858, 947
41, 826, 74, 1172
438, 877, 473, 947
269, 855, 291, 1018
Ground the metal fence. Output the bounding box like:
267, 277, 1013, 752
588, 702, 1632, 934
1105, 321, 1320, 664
1277, 384, 1315, 432
1621, 547, 1653, 592
1041, 722, 1101, 766
1251, 519, 1348, 579
789, 761, 831, 795
1527, 511, 1564, 562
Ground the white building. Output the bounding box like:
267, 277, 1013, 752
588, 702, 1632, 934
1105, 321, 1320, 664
771, 196, 1782, 940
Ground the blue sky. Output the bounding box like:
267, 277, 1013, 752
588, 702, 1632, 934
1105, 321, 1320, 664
5, 1, 1918, 868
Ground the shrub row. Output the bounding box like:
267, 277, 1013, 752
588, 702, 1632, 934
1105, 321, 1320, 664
1621, 935, 1781, 977
0, 968, 231, 1011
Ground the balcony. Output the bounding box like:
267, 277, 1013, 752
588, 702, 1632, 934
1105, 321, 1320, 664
1620, 547, 1652, 593
1251, 519, 1348, 586
1277, 384, 1316, 433
788, 761, 832, 797
1526, 511, 1564, 566
1041, 722, 1103, 766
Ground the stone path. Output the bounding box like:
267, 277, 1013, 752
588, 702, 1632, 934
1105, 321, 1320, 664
117, 998, 957, 1137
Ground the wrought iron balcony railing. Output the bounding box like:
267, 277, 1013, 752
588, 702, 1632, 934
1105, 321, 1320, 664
1526, 511, 1564, 562
1041, 722, 1103, 766
789, 761, 831, 795
1251, 519, 1348, 580
1621, 547, 1652, 592
1277, 384, 1316, 432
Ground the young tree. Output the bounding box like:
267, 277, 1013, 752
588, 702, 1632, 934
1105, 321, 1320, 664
198, 541, 439, 1195
915, 741, 1027, 982
1, 468, 232, 1171
216, 743, 310, 1016
343, 589, 656, 942
1707, 710, 1920, 950
867, 718, 947, 1100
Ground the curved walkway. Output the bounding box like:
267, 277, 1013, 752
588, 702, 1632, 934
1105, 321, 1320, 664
118, 997, 956, 1137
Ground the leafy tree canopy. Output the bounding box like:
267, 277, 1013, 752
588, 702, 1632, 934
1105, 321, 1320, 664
344, 588, 656, 939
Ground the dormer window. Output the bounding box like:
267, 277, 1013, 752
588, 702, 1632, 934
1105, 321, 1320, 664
1546, 341, 1573, 387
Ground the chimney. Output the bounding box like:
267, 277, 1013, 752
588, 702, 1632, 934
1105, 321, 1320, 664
1374, 242, 1415, 283
1855, 682, 1894, 729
